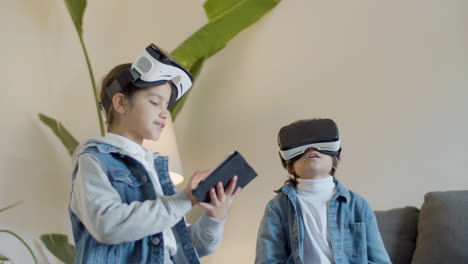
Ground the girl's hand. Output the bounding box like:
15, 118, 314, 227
198, 176, 242, 220
184, 170, 212, 206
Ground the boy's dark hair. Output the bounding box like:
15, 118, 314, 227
99, 63, 177, 127
281, 154, 340, 187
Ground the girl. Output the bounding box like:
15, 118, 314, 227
255, 118, 390, 264
69, 43, 241, 263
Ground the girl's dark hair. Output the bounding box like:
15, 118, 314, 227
100, 63, 138, 127
99, 63, 177, 127
281, 154, 341, 187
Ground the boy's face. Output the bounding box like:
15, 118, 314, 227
120, 83, 172, 144
292, 148, 335, 179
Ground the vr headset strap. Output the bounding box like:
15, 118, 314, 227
100, 70, 137, 114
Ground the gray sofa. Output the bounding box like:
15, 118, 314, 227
375, 190, 468, 264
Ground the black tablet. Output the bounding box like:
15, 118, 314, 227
192, 151, 257, 203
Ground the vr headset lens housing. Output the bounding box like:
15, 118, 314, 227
100, 43, 193, 115
278, 119, 341, 162
132, 44, 193, 100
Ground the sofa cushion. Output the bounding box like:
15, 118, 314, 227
411, 190, 468, 264
375, 206, 419, 264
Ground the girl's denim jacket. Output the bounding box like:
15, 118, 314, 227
255, 180, 391, 264
69, 139, 222, 263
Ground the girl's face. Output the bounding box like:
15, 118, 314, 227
118, 83, 172, 144
292, 148, 335, 179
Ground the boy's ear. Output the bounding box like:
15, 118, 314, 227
287, 164, 295, 175
112, 93, 128, 115
332, 156, 340, 170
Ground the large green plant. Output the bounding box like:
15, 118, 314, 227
39, 0, 281, 156
0, 203, 74, 264
38, 0, 281, 262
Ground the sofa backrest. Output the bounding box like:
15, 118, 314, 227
411, 190, 468, 264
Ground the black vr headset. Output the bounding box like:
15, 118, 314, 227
278, 119, 341, 162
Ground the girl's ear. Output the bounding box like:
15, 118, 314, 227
112, 93, 128, 115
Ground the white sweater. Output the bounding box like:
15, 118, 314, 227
296, 176, 336, 264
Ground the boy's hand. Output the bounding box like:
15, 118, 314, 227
184, 170, 212, 206
198, 176, 242, 220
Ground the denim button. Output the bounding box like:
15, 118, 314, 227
152, 237, 160, 245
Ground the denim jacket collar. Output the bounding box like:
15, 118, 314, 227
73, 137, 164, 164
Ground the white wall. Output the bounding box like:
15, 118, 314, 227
1, 0, 467, 263
174, 0, 468, 263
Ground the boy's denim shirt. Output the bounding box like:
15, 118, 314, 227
255, 180, 391, 264
70, 141, 201, 264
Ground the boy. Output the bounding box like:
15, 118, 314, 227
255, 119, 390, 263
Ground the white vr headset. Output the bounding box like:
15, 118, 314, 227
278, 119, 341, 162
100, 43, 193, 114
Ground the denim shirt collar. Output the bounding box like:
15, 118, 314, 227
332, 179, 350, 202
280, 178, 350, 203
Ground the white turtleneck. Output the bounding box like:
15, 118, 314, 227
296, 176, 336, 264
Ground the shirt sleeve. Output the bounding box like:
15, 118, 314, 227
70, 153, 192, 245
188, 213, 226, 257
255, 201, 290, 264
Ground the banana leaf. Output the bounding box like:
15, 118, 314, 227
40, 234, 76, 264
64, 0, 86, 35
171, 0, 281, 70
169, 57, 205, 119
39, 114, 79, 156
170, 0, 281, 120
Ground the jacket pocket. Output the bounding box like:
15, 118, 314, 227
108, 168, 148, 188
108, 168, 150, 203
343, 222, 367, 257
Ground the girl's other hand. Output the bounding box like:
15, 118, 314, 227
198, 176, 242, 220
184, 169, 212, 205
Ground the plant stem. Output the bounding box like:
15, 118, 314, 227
78, 35, 105, 136
0, 201, 22, 214
0, 230, 38, 264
